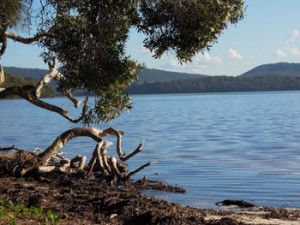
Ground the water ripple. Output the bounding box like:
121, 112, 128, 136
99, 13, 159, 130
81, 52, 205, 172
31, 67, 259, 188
1, 92, 300, 208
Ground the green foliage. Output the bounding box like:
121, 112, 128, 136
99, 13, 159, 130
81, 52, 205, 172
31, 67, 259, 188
0, 199, 63, 225
138, 0, 245, 62
0, 0, 22, 31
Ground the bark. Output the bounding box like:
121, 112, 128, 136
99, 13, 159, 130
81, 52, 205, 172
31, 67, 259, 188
38, 127, 104, 163
5, 32, 50, 44
35, 58, 86, 108
0, 65, 4, 85
35, 60, 64, 98
0, 33, 7, 58
37, 155, 87, 173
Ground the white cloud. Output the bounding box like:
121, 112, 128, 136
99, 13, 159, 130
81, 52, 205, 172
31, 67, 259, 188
200, 52, 223, 64
291, 47, 300, 57
285, 29, 300, 46
161, 52, 222, 74
137, 47, 154, 57
274, 49, 287, 58
228, 48, 243, 60
275, 29, 300, 59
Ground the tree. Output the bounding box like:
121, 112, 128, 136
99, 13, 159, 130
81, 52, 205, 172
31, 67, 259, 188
0, 0, 245, 180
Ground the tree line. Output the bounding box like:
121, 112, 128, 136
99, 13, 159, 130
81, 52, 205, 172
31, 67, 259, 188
4, 70, 300, 97
128, 75, 300, 94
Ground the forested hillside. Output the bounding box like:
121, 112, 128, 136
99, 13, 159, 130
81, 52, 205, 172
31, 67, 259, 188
241, 62, 300, 77
4, 67, 204, 84
0, 71, 55, 98
137, 68, 205, 83
4, 62, 300, 95
4, 67, 48, 80
128, 75, 300, 94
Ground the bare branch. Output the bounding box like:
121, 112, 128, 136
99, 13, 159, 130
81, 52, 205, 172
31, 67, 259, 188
37, 155, 87, 173
87, 144, 101, 176
65, 89, 86, 108
21, 127, 105, 176
36, 58, 86, 109
70, 155, 87, 171
96, 127, 144, 161
120, 140, 145, 161
5, 32, 50, 44
109, 156, 122, 177
0, 85, 88, 123
101, 141, 113, 173
0, 145, 24, 152
124, 161, 157, 180
35, 59, 64, 98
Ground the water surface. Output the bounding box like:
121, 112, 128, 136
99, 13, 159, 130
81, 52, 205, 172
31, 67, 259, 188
1, 91, 300, 208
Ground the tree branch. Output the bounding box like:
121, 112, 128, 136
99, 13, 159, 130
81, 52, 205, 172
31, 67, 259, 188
35, 60, 64, 98
0, 35, 7, 58
123, 161, 157, 180
5, 32, 50, 44
0, 65, 4, 85
0, 85, 86, 123
36, 58, 86, 108
98, 127, 144, 161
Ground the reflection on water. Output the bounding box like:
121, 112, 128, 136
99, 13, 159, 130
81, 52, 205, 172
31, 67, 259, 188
1, 91, 300, 208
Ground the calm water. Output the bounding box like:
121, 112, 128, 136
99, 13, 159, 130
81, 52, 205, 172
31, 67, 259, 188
1, 91, 300, 208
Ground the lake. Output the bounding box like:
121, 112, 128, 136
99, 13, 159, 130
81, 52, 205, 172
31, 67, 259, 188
1, 91, 300, 209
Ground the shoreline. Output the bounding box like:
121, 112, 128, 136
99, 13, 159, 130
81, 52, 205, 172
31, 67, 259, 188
1, 175, 300, 225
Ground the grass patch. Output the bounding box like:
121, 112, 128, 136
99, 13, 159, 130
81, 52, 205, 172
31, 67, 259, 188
0, 200, 64, 225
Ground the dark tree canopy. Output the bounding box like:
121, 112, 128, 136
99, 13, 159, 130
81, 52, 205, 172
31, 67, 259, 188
0, 0, 245, 123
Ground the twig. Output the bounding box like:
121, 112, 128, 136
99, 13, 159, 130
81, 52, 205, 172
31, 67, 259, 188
123, 161, 157, 180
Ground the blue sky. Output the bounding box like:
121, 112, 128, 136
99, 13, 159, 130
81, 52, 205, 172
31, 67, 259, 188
2, 0, 300, 76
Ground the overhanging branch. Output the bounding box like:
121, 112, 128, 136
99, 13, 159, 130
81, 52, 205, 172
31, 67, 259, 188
5, 32, 50, 44
0, 85, 86, 123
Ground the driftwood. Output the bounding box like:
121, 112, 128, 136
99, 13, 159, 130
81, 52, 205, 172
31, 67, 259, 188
0, 127, 153, 182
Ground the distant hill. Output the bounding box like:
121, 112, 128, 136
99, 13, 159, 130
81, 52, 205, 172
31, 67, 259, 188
4, 67, 205, 84
137, 68, 206, 83
128, 75, 300, 94
129, 62, 300, 94
240, 62, 300, 77
4, 62, 300, 95
4, 67, 48, 81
